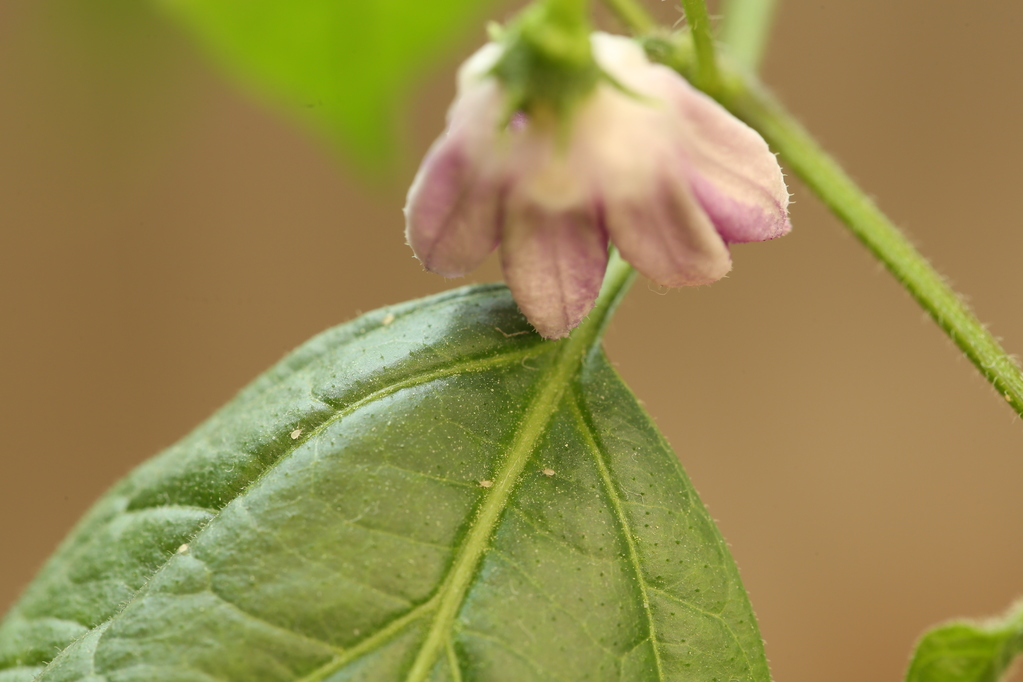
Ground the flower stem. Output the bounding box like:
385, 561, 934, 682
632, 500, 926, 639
602, 0, 719, 93
600, 0, 1023, 419
581, 248, 637, 347
724, 81, 1023, 418
678, 0, 721, 93
601, 0, 655, 33
545, 0, 591, 26
719, 0, 779, 72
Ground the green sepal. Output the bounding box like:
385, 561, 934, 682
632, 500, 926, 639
492, 0, 600, 121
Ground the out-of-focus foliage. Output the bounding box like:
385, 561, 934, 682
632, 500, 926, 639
160, 0, 499, 165
906, 601, 1023, 682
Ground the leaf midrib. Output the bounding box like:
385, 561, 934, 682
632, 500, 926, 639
399, 255, 636, 681
403, 338, 588, 680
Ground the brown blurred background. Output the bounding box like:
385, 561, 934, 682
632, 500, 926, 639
2, 0, 1021, 679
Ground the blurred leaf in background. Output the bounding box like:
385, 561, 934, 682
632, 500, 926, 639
159, 0, 500, 167
906, 601, 1023, 682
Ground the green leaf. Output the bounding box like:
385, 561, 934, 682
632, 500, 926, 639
1, 285, 769, 681
159, 0, 497, 163
907, 601, 1023, 682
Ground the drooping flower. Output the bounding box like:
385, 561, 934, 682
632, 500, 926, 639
404, 32, 791, 339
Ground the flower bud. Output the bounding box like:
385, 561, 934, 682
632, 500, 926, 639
405, 32, 791, 339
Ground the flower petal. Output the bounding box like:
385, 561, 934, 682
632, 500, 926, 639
585, 34, 744, 284
403, 81, 505, 277
659, 71, 791, 243
404, 141, 501, 276
455, 42, 503, 97
501, 201, 608, 339
589, 32, 651, 81
603, 166, 732, 288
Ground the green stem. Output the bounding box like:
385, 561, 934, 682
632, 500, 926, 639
545, 0, 591, 25
724, 80, 1023, 419
602, 0, 719, 93
719, 0, 779, 72
601, 0, 654, 33
678, 0, 721, 93
601, 0, 1023, 419
587, 249, 637, 345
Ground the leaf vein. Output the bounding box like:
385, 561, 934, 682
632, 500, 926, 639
487, 547, 622, 659
459, 627, 573, 682
568, 392, 667, 681
294, 597, 440, 682
230, 498, 416, 609
341, 516, 455, 552
445, 636, 464, 682
646, 585, 757, 675
205, 585, 345, 654
373, 461, 477, 490
507, 506, 616, 564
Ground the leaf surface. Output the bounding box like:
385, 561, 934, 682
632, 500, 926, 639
907, 601, 1023, 682
159, 0, 496, 162
0, 285, 769, 681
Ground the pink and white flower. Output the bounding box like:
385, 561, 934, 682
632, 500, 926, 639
405, 33, 791, 339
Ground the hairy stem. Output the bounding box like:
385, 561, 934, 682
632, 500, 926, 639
601, 0, 1023, 419
586, 248, 637, 345
678, 0, 721, 93
725, 81, 1023, 418
601, 0, 719, 92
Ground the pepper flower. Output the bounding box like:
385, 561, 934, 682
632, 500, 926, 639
404, 32, 791, 339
